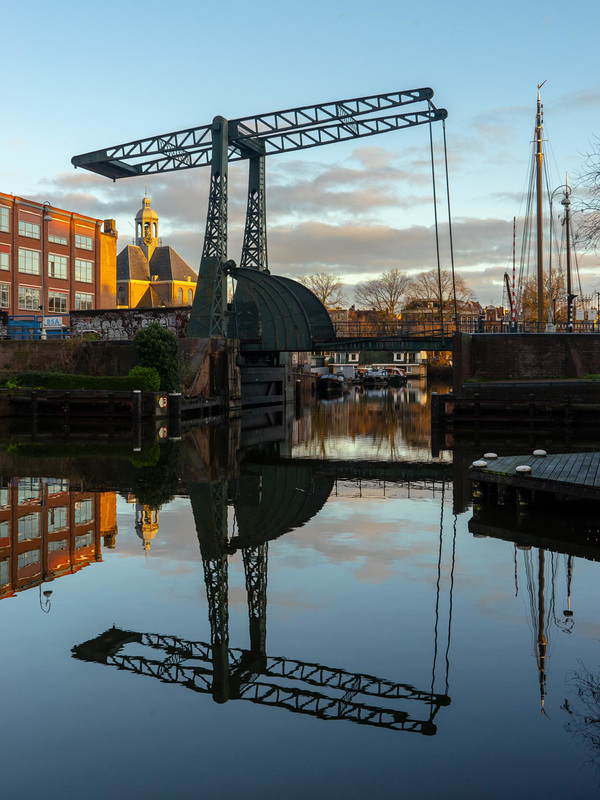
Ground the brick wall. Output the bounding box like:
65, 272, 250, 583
453, 333, 600, 390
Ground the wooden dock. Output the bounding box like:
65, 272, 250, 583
469, 451, 600, 502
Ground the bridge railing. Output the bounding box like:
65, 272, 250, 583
328, 319, 600, 339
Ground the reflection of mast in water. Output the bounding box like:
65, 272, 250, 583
520, 547, 575, 714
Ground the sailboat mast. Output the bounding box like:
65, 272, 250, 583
535, 86, 545, 326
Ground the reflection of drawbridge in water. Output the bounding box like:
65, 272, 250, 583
73, 461, 454, 734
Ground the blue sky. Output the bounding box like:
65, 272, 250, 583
2, 0, 600, 305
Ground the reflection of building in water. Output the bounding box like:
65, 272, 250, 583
135, 504, 159, 552
122, 494, 160, 552
0, 478, 117, 600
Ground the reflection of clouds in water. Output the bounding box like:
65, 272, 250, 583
270, 498, 445, 585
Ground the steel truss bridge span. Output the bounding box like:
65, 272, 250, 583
73, 627, 449, 734
72, 88, 447, 342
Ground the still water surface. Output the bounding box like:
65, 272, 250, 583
1, 383, 600, 799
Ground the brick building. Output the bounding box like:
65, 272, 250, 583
0, 479, 118, 601
116, 194, 197, 308
0, 192, 118, 328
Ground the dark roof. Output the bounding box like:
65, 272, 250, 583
117, 246, 150, 282
136, 285, 165, 308
148, 247, 197, 282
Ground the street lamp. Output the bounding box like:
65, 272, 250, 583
39, 202, 53, 340
39, 583, 53, 613
547, 184, 569, 333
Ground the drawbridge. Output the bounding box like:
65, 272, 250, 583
72, 89, 448, 350
73, 460, 454, 734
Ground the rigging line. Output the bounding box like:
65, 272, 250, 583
517, 154, 536, 305
442, 118, 458, 332
431, 481, 445, 703
428, 113, 445, 345
444, 512, 457, 695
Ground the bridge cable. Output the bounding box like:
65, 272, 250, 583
430, 481, 445, 706
444, 512, 457, 696
442, 118, 459, 332
428, 112, 445, 346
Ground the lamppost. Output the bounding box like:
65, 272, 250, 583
547, 184, 569, 333
39, 202, 53, 340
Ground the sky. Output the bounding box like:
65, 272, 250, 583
2, 0, 600, 308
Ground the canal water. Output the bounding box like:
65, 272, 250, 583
2, 381, 600, 799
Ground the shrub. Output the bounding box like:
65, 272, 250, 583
128, 365, 161, 391
5, 371, 152, 391
133, 323, 180, 391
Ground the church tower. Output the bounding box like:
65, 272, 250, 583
135, 191, 160, 260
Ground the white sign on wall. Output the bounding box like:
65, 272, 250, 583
44, 316, 63, 328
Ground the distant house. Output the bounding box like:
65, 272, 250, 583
116, 194, 197, 308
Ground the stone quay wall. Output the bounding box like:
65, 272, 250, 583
453, 333, 600, 391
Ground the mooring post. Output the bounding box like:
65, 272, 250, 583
132, 390, 142, 451
168, 392, 182, 439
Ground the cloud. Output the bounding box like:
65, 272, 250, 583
28, 140, 600, 306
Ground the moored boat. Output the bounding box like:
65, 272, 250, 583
318, 372, 349, 395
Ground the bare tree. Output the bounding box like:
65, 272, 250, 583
563, 662, 600, 770
575, 137, 600, 253
298, 273, 346, 308
404, 269, 475, 313
519, 269, 567, 323
354, 269, 411, 316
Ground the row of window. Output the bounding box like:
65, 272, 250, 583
333, 352, 423, 364
0, 502, 94, 542
0, 479, 72, 511
0, 533, 93, 586
3, 249, 94, 282
0, 210, 94, 251
0, 285, 93, 311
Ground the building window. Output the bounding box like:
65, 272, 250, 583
177, 288, 183, 304
0, 248, 9, 270
74, 499, 93, 524
75, 258, 93, 283
0, 484, 9, 507
393, 353, 405, 362
18, 248, 40, 275
117, 286, 126, 305
18, 286, 41, 310
48, 253, 68, 279
0, 207, 9, 233
47, 478, 69, 495
0, 284, 9, 309
75, 234, 93, 251
349, 353, 359, 362
48, 539, 67, 552
48, 234, 68, 246
0, 520, 10, 539
18, 513, 40, 541
48, 291, 67, 313
48, 506, 68, 532
188, 289, 193, 304
18, 478, 41, 504
0, 558, 9, 586
75, 292, 93, 310
18, 549, 40, 570
75, 532, 93, 549
18, 220, 40, 239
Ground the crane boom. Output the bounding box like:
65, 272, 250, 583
70, 87, 448, 337
71, 88, 446, 179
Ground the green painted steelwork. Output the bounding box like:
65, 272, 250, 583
230, 268, 334, 351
